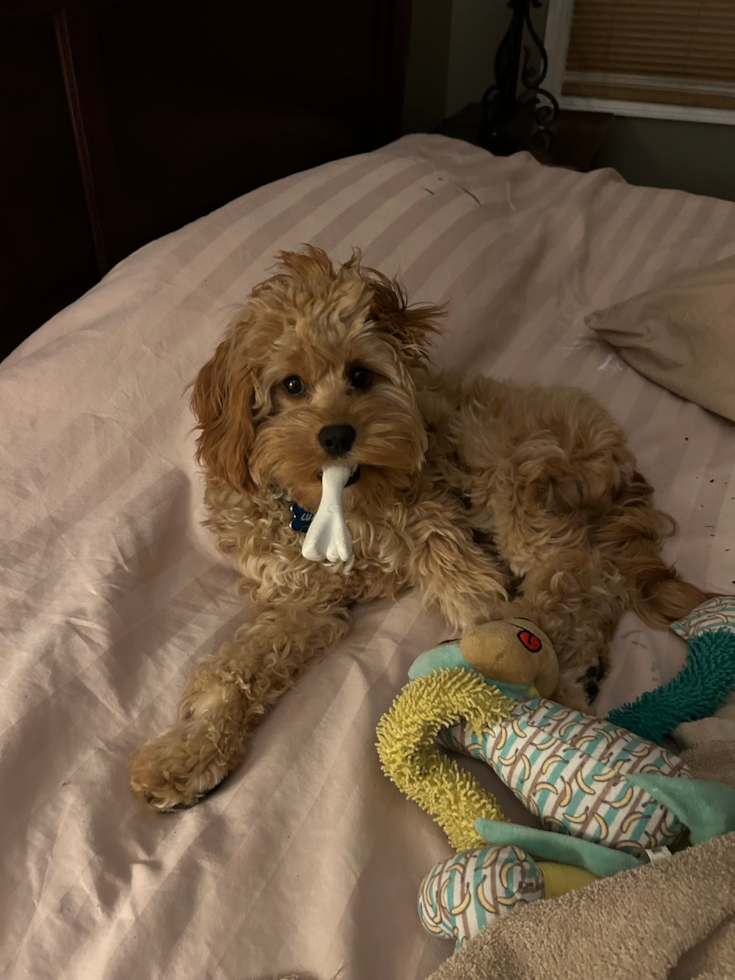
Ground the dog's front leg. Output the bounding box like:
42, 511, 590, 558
407, 504, 511, 631
128, 602, 350, 810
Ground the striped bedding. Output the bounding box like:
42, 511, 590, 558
1, 134, 734, 980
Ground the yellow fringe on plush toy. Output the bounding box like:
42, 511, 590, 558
376, 668, 514, 851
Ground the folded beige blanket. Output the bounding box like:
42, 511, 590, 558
426, 696, 735, 980
426, 832, 735, 980
676, 693, 735, 790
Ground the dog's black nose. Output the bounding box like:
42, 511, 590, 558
318, 424, 356, 458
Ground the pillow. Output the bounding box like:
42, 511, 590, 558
587, 253, 735, 422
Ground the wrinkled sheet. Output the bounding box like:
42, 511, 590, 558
1, 134, 735, 980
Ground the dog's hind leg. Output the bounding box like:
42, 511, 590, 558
591, 468, 709, 627
507, 555, 626, 711
128, 601, 350, 810
482, 456, 703, 710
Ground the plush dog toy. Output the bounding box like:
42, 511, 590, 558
376, 599, 735, 949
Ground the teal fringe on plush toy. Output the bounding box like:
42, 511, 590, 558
609, 597, 735, 744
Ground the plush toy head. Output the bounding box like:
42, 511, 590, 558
409, 618, 558, 700
459, 618, 558, 697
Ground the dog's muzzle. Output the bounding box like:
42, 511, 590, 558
318, 424, 356, 458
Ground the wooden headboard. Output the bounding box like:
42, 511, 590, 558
0, 0, 411, 362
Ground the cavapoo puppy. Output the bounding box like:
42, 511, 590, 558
129, 245, 706, 810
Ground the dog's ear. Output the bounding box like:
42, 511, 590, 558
273, 244, 336, 284
364, 269, 444, 361
190, 327, 257, 493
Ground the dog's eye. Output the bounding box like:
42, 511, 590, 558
283, 375, 305, 397
348, 366, 373, 389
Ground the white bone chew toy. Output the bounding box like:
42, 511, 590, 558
301, 463, 353, 563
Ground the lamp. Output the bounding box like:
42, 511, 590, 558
480, 0, 558, 154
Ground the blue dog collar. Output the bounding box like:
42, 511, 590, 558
290, 502, 314, 533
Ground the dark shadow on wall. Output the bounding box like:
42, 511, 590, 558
402, 0, 453, 133
596, 116, 735, 204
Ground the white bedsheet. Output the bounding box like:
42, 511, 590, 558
2, 134, 735, 980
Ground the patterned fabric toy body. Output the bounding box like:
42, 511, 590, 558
671, 595, 735, 639
418, 845, 545, 949
440, 697, 690, 855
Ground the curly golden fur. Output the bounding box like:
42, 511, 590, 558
128, 246, 707, 810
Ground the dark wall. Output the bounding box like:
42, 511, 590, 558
597, 116, 735, 205
0, 0, 410, 363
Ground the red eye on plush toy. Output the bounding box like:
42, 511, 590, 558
518, 629, 541, 652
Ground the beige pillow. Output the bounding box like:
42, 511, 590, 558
587, 253, 735, 422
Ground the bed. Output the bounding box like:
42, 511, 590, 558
2, 133, 735, 980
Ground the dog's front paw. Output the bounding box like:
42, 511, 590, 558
128, 720, 244, 811
551, 677, 594, 713
581, 662, 606, 704
552, 661, 606, 712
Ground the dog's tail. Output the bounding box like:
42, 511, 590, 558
595, 471, 710, 628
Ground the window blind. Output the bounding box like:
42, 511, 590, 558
562, 0, 735, 111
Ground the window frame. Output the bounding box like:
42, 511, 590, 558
543, 0, 735, 126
